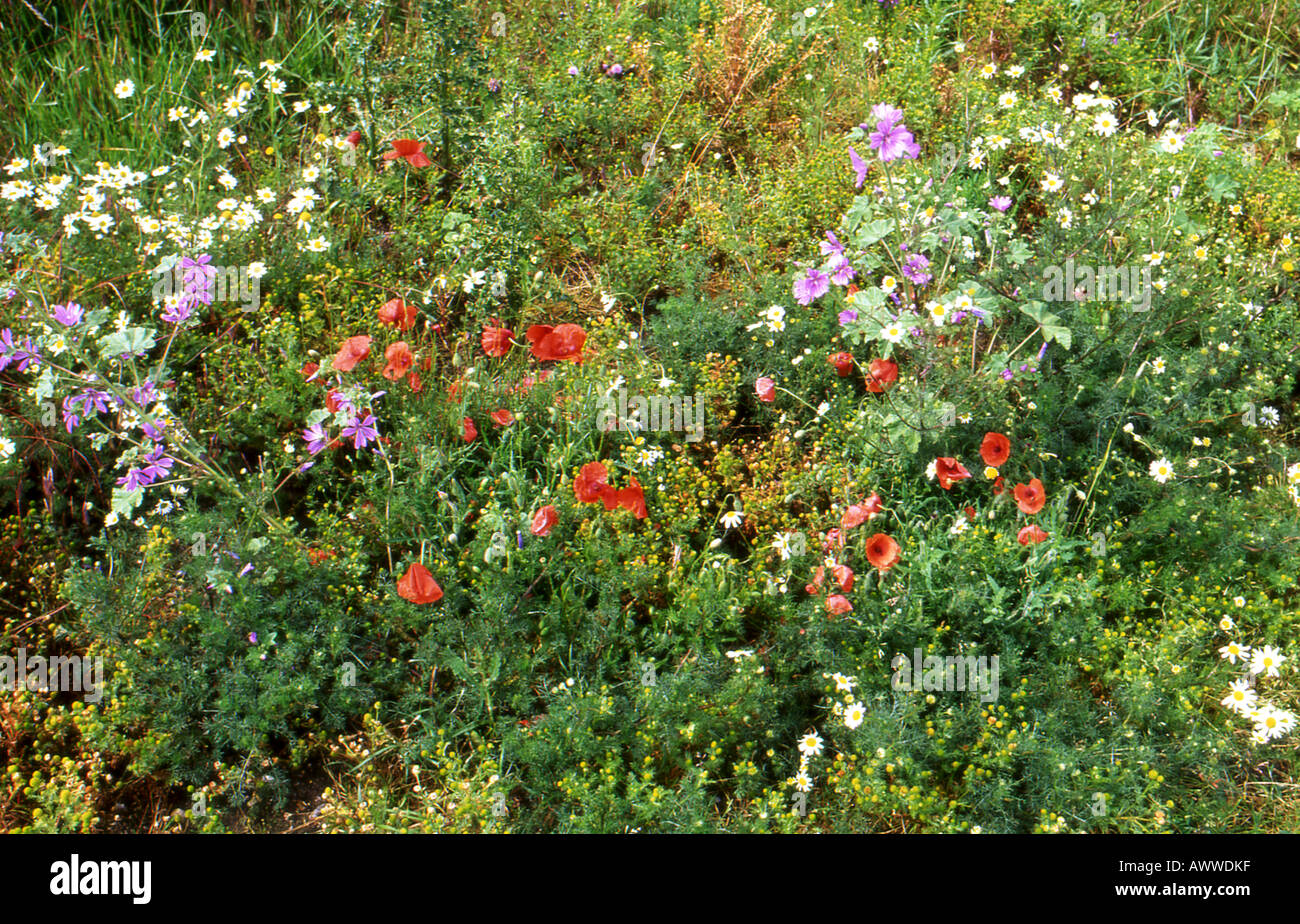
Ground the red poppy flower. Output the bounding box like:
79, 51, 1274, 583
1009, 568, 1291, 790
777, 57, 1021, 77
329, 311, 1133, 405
526, 323, 586, 362
832, 563, 855, 593
383, 139, 432, 168
377, 298, 418, 331
331, 335, 372, 372
828, 352, 854, 377
755, 377, 776, 403
806, 565, 825, 595
993, 476, 1005, 495
382, 341, 414, 380
964, 505, 977, 520
933, 457, 972, 490
462, 417, 478, 442
825, 528, 845, 550
482, 325, 514, 357
1017, 524, 1049, 545
826, 594, 854, 616
980, 432, 1011, 468
574, 462, 610, 503
325, 389, 343, 413
301, 361, 320, 382
397, 562, 443, 604
865, 532, 901, 572
346, 130, 362, 147
491, 409, 516, 426
846, 283, 860, 297
864, 358, 898, 393
615, 477, 648, 519
530, 505, 558, 537
1013, 478, 1046, 515
407, 370, 423, 392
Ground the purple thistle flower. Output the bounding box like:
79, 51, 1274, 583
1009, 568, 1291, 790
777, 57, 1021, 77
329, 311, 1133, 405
793, 266, 830, 305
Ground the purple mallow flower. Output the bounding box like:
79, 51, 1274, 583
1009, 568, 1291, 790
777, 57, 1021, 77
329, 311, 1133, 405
838, 309, 859, 326
139, 446, 175, 482
304, 423, 329, 455
0, 329, 40, 372
870, 103, 906, 126
820, 230, 844, 258
867, 106, 920, 162
902, 253, 931, 285
793, 266, 830, 305
848, 146, 868, 188
161, 299, 194, 325
989, 196, 1012, 212
52, 302, 83, 327
828, 254, 857, 286
341, 413, 379, 450
115, 445, 175, 492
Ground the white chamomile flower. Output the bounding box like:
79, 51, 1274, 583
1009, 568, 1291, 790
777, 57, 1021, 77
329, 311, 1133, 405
1221, 678, 1257, 715
880, 321, 907, 344
1250, 645, 1285, 678
844, 702, 865, 730
1218, 641, 1250, 665
797, 731, 824, 758
1148, 458, 1174, 483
